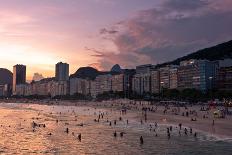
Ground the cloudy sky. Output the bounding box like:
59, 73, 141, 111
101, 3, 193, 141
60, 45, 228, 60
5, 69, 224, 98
0, 0, 232, 80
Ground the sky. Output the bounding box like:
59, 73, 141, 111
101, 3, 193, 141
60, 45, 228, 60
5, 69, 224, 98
0, 0, 232, 80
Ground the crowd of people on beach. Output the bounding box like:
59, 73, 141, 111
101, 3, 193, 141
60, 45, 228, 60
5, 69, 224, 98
6, 99, 223, 147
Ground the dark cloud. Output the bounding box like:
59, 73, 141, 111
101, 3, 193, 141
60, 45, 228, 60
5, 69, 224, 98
100, 28, 118, 35
163, 0, 209, 11
85, 47, 105, 57
94, 0, 232, 69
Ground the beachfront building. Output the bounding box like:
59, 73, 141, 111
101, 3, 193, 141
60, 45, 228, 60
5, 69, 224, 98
132, 74, 141, 95
132, 64, 152, 95
178, 59, 218, 92
55, 62, 69, 81
0, 84, 12, 97
13, 64, 26, 95
123, 69, 135, 97
50, 81, 69, 97
159, 66, 170, 89
111, 74, 124, 92
90, 80, 97, 98
89, 72, 130, 98
15, 84, 27, 96
32, 78, 55, 96
151, 70, 160, 94
70, 78, 91, 96
95, 74, 112, 95
136, 64, 153, 74
131, 73, 152, 95
169, 68, 178, 89
216, 66, 232, 91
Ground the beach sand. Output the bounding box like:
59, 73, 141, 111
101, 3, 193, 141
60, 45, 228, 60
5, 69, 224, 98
0, 99, 231, 154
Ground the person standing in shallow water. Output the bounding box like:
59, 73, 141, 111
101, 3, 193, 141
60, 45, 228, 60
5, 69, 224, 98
78, 134, 81, 141
140, 136, 144, 144
66, 128, 69, 133
179, 123, 182, 130
114, 131, 117, 137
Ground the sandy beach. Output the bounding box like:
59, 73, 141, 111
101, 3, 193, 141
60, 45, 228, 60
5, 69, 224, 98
0, 99, 231, 154
57, 99, 232, 139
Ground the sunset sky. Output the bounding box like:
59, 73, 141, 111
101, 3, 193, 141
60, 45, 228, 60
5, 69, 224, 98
0, 0, 232, 80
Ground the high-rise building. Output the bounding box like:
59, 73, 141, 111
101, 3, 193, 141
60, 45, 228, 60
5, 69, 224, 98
136, 64, 152, 74
132, 65, 152, 95
70, 78, 90, 95
55, 62, 69, 81
95, 74, 112, 95
111, 74, 124, 92
151, 70, 160, 94
123, 69, 135, 97
178, 59, 218, 92
13, 64, 26, 94
132, 73, 151, 95
217, 66, 232, 91
169, 68, 178, 89
159, 66, 170, 89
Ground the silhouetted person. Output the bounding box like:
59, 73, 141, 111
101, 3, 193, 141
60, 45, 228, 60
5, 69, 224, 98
184, 128, 188, 135
66, 128, 69, 133
120, 132, 124, 137
140, 136, 144, 144
114, 131, 117, 137
168, 132, 170, 139
194, 132, 197, 138
78, 134, 81, 141
179, 123, 182, 130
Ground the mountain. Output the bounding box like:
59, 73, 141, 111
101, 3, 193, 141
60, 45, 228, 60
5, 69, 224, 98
70, 67, 100, 80
70, 65, 124, 80
0, 68, 13, 85
157, 40, 232, 67
111, 64, 122, 73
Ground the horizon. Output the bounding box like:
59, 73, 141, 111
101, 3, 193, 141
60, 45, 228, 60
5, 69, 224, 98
0, 0, 232, 80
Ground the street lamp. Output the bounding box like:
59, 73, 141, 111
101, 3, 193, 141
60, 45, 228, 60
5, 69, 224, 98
209, 76, 213, 100
160, 81, 164, 101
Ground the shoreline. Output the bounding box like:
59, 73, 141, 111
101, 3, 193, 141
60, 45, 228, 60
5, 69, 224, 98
0, 99, 232, 139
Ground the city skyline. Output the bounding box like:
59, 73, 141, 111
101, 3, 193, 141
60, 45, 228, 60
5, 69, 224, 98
0, 0, 232, 80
